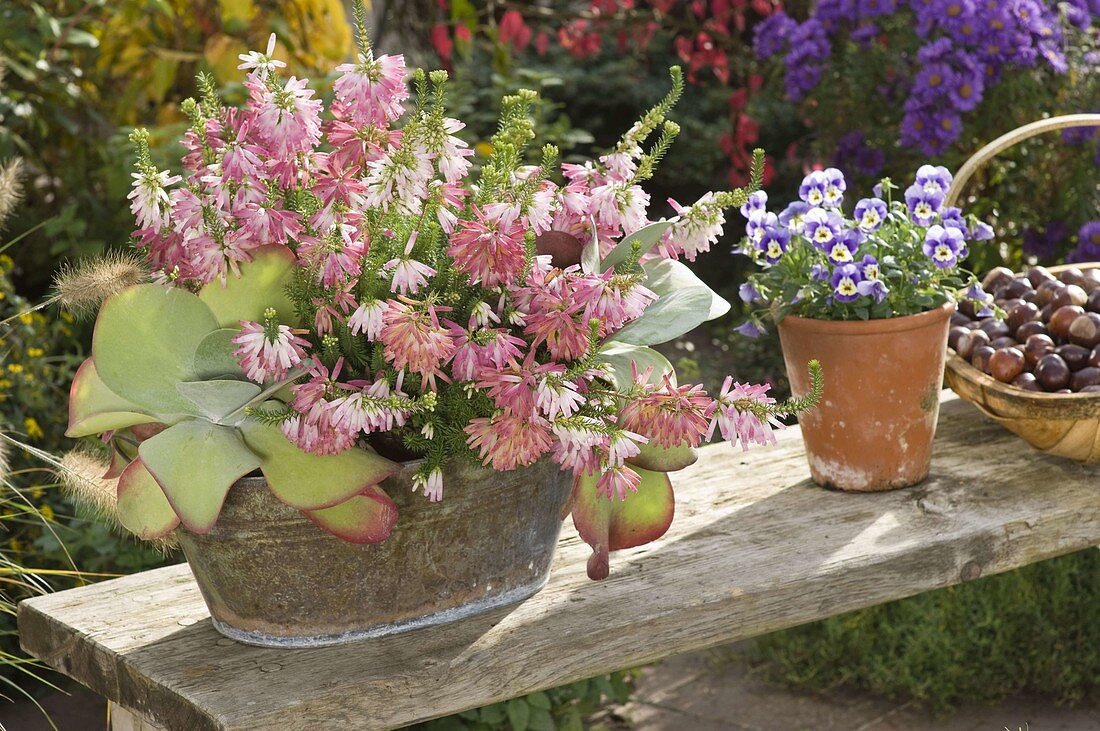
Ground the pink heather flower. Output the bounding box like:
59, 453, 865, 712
383, 231, 435, 295
464, 412, 553, 471
348, 299, 388, 340
525, 302, 591, 363
618, 373, 713, 449
330, 377, 408, 435
428, 118, 474, 183
380, 300, 457, 389
663, 192, 726, 262
446, 207, 527, 289
237, 33, 286, 79
535, 378, 584, 420
476, 358, 542, 416
596, 464, 642, 501
364, 145, 434, 215
526, 184, 558, 235
232, 318, 310, 383
238, 202, 303, 247
707, 378, 783, 450
574, 272, 657, 335
589, 182, 650, 233
551, 419, 606, 476
606, 429, 646, 468
298, 223, 366, 287
282, 399, 358, 456
289, 358, 343, 413
600, 149, 639, 182
333, 51, 409, 126
129, 168, 180, 231
412, 467, 444, 502
250, 76, 323, 158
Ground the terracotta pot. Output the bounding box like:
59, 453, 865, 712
777, 302, 955, 492
176, 458, 571, 647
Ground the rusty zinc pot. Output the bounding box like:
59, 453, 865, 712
777, 302, 955, 492
175, 458, 572, 647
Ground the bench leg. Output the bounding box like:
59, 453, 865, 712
109, 701, 166, 731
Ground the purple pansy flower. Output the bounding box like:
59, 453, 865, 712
857, 278, 889, 303
798, 170, 829, 207
914, 164, 953, 194
736, 320, 766, 338
779, 201, 812, 234
822, 167, 846, 208
854, 197, 888, 232
740, 190, 768, 219
831, 264, 864, 302
810, 263, 830, 281
905, 183, 945, 226
739, 282, 761, 303
969, 220, 994, 241
746, 211, 778, 244
826, 228, 861, 264
757, 226, 791, 264
803, 207, 843, 249
940, 206, 966, 230
962, 281, 995, 318
857, 254, 881, 281
923, 224, 966, 268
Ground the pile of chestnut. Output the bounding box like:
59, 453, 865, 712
949, 265, 1100, 393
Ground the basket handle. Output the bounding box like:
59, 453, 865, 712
945, 114, 1100, 209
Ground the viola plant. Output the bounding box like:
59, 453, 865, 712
735, 165, 996, 331
67, 14, 822, 580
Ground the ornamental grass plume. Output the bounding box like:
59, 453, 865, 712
0, 158, 23, 232
52, 251, 149, 318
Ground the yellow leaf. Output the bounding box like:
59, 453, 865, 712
204, 33, 250, 85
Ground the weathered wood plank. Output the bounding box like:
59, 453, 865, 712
19, 396, 1100, 731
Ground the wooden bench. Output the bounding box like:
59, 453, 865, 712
18, 395, 1100, 731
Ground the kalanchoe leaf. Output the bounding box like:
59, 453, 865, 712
240, 420, 401, 511
198, 246, 299, 328
103, 443, 131, 480
116, 458, 180, 540
302, 485, 399, 544
625, 442, 698, 472
67, 357, 163, 438
596, 343, 676, 390
571, 467, 676, 580
600, 220, 676, 271
176, 380, 264, 424
92, 284, 221, 415
609, 258, 730, 346
138, 420, 262, 534
194, 328, 246, 380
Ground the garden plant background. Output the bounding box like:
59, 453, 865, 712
0, 0, 1098, 727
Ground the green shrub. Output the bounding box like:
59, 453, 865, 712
754, 548, 1100, 712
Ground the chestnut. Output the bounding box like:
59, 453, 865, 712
1040, 303, 1053, 322
950, 311, 972, 327
1002, 278, 1033, 300
1015, 321, 1048, 341
1012, 372, 1043, 392
971, 345, 997, 374
1071, 367, 1100, 392
955, 328, 991, 359
1068, 312, 1100, 348
1059, 267, 1087, 288
1087, 288, 1100, 314
978, 318, 1011, 339
1006, 301, 1040, 331
1023, 333, 1055, 368
1081, 268, 1100, 293
1090, 345, 1100, 369
1051, 284, 1088, 310
1080, 384, 1100, 393
989, 347, 1026, 383
1027, 265, 1058, 288
1056, 344, 1091, 372
982, 266, 1015, 292
1035, 279, 1065, 307
990, 336, 1018, 350
948, 325, 970, 352
1049, 305, 1086, 341
1035, 354, 1072, 391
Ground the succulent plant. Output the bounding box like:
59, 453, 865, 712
67, 247, 400, 543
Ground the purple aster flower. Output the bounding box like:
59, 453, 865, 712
756, 226, 792, 264
1067, 220, 1100, 263
779, 201, 812, 234
736, 320, 766, 338
914, 164, 953, 194
905, 183, 945, 226
923, 224, 966, 268
854, 197, 888, 232
831, 264, 864, 302
803, 207, 843, 249
738, 282, 762, 303
825, 228, 861, 264
753, 11, 798, 59
740, 190, 768, 219
799, 170, 829, 207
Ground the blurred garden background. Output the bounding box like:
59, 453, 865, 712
0, 1, 1098, 729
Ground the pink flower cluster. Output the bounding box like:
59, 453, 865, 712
129, 34, 783, 500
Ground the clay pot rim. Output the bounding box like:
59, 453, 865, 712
778, 301, 956, 335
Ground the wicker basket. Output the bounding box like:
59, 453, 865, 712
942, 114, 1100, 461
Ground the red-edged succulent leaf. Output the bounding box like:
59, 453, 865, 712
116, 458, 180, 540
198, 246, 298, 328
103, 444, 130, 479
302, 485, 398, 544
67, 358, 160, 438
240, 421, 400, 510
138, 420, 261, 534
626, 442, 698, 472
571, 467, 676, 580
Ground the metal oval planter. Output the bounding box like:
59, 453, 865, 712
176, 458, 572, 647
